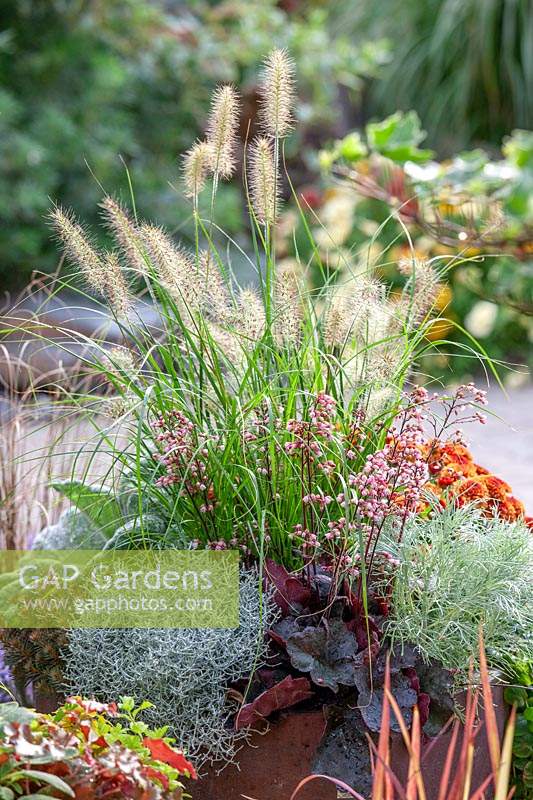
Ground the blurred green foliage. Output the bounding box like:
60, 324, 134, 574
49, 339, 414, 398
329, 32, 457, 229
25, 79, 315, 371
505, 663, 533, 798
287, 116, 533, 380
0, 0, 387, 288
345, 0, 533, 152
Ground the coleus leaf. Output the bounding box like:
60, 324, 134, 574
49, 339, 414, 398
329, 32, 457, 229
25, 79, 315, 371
12, 770, 75, 797
235, 676, 314, 730
142, 766, 169, 790
0, 703, 37, 726
142, 738, 197, 779
264, 559, 311, 614
286, 621, 363, 692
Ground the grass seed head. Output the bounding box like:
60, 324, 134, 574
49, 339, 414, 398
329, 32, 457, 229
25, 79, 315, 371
258, 48, 295, 139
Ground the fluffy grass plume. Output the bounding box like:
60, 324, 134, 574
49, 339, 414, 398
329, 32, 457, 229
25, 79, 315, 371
206, 85, 240, 179
139, 223, 202, 317
397, 256, 442, 327
101, 251, 131, 319
50, 206, 106, 295
236, 287, 266, 345
99, 196, 145, 275
248, 136, 279, 225
273, 261, 304, 346
258, 48, 295, 139
182, 140, 212, 201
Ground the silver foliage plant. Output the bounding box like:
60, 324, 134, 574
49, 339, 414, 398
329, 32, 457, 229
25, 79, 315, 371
63, 569, 278, 768
384, 504, 533, 674
32, 509, 107, 550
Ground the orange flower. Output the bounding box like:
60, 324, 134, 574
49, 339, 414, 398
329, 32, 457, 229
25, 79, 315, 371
436, 465, 465, 487
497, 495, 525, 522
473, 463, 490, 476
419, 439, 527, 526
425, 441, 475, 474
481, 475, 513, 502
452, 477, 488, 506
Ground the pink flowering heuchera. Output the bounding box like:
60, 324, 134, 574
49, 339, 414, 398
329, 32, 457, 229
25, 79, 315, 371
148, 383, 490, 580
153, 409, 215, 513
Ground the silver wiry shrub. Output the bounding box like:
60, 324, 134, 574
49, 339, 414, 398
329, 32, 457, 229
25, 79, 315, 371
385, 504, 533, 674
63, 569, 278, 768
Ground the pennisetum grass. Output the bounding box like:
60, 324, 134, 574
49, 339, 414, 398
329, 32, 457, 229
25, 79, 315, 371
8, 49, 491, 578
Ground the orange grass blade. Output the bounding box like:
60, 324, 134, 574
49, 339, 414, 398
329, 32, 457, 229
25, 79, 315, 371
384, 690, 427, 800
407, 706, 421, 800
494, 705, 516, 800
478, 627, 501, 776
437, 719, 460, 800
462, 742, 475, 800
368, 737, 408, 799
372, 655, 392, 800
289, 774, 367, 800
449, 660, 479, 799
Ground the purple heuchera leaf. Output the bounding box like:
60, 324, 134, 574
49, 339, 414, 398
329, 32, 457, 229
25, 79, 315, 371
285, 621, 363, 692
269, 616, 301, 647
265, 559, 312, 614
235, 675, 314, 730
354, 668, 417, 733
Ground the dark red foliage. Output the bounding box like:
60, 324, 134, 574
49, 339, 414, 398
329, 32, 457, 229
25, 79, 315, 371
264, 559, 312, 614
235, 676, 314, 730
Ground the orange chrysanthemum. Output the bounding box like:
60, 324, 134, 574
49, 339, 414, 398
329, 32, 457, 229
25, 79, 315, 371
421, 440, 527, 525
425, 441, 476, 476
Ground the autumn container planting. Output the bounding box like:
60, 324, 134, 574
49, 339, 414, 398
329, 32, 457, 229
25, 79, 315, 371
0, 49, 531, 800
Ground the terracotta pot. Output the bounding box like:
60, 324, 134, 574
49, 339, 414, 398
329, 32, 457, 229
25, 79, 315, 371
33, 687, 507, 800
188, 688, 507, 800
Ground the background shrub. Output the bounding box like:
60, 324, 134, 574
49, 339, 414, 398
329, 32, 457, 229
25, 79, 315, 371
0, 0, 386, 288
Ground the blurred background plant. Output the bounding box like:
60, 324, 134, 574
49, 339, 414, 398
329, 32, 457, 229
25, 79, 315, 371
0, 0, 387, 289
343, 0, 533, 153
280, 117, 533, 382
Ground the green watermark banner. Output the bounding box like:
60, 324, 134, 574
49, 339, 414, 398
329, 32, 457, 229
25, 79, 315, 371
0, 550, 239, 629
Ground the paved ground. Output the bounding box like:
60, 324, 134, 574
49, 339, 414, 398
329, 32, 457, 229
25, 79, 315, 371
465, 383, 533, 512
